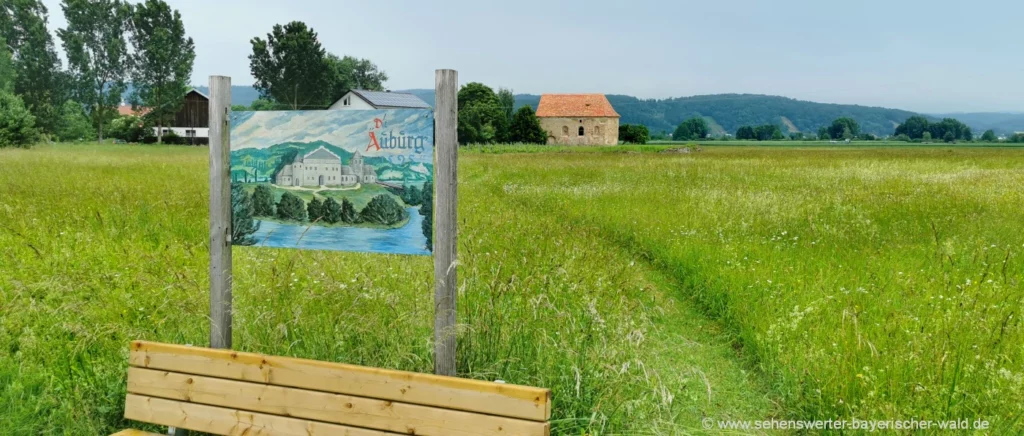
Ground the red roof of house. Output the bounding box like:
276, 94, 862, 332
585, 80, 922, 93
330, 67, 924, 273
535, 94, 619, 118
118, 105, 151, 117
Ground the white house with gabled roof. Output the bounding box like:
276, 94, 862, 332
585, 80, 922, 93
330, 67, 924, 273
328, 89, 431, 110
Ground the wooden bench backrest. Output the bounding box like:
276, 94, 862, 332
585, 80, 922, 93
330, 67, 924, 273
125, 341, 551, 436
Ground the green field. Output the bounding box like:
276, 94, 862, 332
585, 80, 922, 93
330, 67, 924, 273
1, 144, 1023, 434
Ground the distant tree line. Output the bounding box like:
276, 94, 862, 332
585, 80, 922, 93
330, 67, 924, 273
456, 82, 547, 145
893, 116, 972, 142
736, 124, 784, 141
1, 0, 196, 146
1, 2, 391, 148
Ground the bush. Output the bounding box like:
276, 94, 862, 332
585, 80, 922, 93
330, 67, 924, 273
109, 115, 150, 143
162, 131, 184, 145
619, 124, 650, 144
55, 100, 93, 142
0, 92, 41, 148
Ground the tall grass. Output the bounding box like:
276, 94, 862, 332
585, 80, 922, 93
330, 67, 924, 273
488, 146, 1024, 431
0, 144, 774, 434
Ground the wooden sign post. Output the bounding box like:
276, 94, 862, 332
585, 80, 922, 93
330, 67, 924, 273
433, 69, 458, 376
208, 75, 233, 350
206, 71, 458, 380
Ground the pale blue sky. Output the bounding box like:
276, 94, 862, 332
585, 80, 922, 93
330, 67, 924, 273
40, 0, 1023, 112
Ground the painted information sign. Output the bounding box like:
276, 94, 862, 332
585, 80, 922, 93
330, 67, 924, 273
229, 109, 434, 255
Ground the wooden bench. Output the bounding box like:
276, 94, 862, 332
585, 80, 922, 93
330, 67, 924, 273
113, 341, 551, 435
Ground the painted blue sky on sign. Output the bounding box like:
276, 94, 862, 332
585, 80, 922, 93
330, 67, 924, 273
231, 109, 434, 164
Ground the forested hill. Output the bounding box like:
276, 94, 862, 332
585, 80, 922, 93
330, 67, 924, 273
402, 89, 917, 136
599, 94, 919, 136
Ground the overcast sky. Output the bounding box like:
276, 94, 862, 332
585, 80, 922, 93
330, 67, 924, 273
39, 0, 1024, 113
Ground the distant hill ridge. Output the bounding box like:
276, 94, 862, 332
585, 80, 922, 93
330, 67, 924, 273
188, 85, 1024, 136
399, 89, 1024, 136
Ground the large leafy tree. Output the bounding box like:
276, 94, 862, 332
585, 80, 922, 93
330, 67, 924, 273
497, 87, 515, 125
2, 0, 65, 134
249, 21, 331, 109
0, 38, 13, 91
507, 105, 547, 144
341, 55, 387, 91
981, 129, 997, 142
673, 117, 709, 140
54, 99, 92, 141
323, 54, 388, 103
894, 115, 930, 139
129, 0, 195, 144
58, 0, 131, 141
826, 117, 860, 139
457, 82, 507, 144
619, 124, 649, 144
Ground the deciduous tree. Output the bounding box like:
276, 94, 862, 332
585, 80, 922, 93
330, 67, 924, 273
619, 123, 650, 144
508, 105, 547, 144
2, 0, 65, 133
981, 129, 997, 142
55, 99, 91, 142
673, 117, 709, 141
827, 117, 860, 140
129, 0, 195, 144
249, 21, 330, 109
457, 82, 506, 144
58, 0, 131, 141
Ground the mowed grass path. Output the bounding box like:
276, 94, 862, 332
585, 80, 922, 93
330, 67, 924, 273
0, 144, 775, 434
482, 146, 1024, 431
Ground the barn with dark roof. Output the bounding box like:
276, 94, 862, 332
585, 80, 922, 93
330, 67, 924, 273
536, 94, 620, 145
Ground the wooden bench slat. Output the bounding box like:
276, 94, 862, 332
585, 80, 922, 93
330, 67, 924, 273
124, 394, 398, 435
128, 367, 549, 436
129, 341, 551, 422
109, 430, 165, 436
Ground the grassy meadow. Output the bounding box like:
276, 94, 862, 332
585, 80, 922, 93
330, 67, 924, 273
0, 144, 773, 434
1, 143, 1022, 433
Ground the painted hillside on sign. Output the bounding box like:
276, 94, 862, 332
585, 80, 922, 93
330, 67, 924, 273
229, 109, 434, 255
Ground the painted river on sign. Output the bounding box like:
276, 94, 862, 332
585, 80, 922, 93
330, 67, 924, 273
250, 207, 430, 256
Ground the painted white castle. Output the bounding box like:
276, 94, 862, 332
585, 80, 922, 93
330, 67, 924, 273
274, 146, 378, 187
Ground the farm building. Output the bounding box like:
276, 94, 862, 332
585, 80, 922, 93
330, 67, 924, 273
536, 94, 620, 145
161, 88, 210, 145
274, 146, 377, 187
328, 89, 431, 110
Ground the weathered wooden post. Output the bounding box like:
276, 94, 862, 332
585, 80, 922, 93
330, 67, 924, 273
433, 69, 458, 376
208, 76, 233, 350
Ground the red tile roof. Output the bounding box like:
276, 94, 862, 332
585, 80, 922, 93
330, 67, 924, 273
535, 94, 619, 118
118, 105, 151, 117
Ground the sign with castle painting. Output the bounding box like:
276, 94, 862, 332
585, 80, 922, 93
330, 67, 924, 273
229, 109, 434, 255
